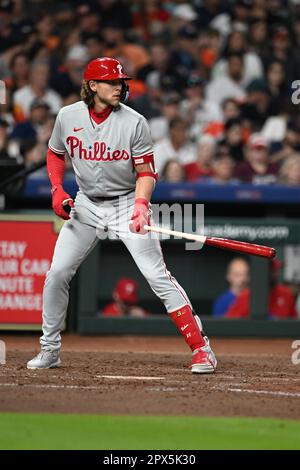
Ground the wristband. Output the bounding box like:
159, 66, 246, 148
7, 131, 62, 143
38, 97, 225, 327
135, 198, 149, 207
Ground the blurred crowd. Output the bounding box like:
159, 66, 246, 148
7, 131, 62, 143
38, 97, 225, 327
1, 0, 300, 186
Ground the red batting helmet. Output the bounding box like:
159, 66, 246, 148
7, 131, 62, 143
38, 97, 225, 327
114, 278, 138, 304
83, 57, 131, 81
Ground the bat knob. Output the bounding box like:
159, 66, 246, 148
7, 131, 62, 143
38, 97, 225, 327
268, 248, 277, 259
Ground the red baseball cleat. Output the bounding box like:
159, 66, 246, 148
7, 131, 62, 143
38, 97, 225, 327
190, 336, 217, 374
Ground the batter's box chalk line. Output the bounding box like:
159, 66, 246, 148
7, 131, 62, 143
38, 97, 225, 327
212, 384, 300, 398
96, 375, 166, 380
228, 388, 300, 398
0, 382, 100, 390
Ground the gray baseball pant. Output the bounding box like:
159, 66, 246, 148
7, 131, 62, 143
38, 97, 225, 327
40, 190, 192, 351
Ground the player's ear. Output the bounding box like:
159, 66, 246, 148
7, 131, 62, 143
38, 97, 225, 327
89, 80, 97, 92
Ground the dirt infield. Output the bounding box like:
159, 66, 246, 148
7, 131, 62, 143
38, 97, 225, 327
0, 334, 299, 419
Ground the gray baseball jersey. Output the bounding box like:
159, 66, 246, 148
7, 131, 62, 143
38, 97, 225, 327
48, 101, 154, 197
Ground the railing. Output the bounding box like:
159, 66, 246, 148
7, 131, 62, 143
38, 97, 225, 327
22, 177, 300, 204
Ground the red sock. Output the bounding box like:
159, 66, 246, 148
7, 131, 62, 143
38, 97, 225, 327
169, 304, 205, 351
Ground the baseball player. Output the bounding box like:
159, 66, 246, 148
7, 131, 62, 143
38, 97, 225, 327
27, 57, 217, 374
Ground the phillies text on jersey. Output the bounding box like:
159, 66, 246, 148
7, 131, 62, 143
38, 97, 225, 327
48, 101, 154, 197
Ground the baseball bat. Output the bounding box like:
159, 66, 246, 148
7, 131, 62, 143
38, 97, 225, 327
144, 225, 276, 259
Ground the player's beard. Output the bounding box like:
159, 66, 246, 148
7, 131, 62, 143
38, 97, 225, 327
95, 93, 120, 109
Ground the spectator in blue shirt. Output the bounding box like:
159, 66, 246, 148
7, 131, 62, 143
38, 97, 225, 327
212, 257, 250, 317
10, 98, 51, 145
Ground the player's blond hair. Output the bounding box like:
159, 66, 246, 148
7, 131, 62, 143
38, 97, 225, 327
80, 80, 95, 107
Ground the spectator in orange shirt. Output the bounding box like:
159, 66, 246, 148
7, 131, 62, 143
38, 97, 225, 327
102, 278, 148, 318
226, 259, 297, 319
131, 1, 170, 41
204, 98, 241, 139
103, 21, 150, 75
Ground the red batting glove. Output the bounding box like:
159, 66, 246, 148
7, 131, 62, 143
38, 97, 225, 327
129, 198, 150, 235
51, 184, 74, 220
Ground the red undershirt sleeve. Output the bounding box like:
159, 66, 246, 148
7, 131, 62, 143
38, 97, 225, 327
47, 148, 65, 187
